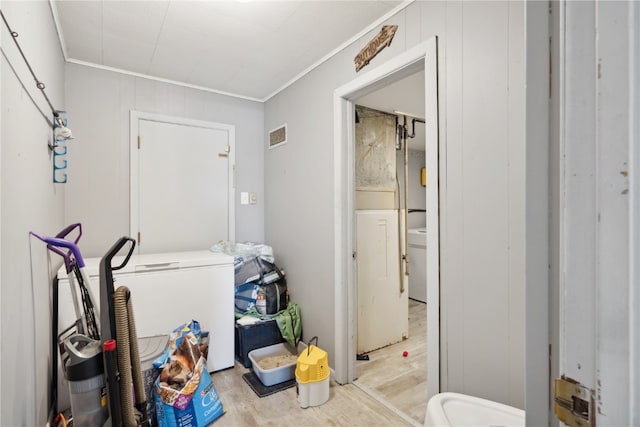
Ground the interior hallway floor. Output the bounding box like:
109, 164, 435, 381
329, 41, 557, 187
210, 299, 426, 426
210, 364, 412, 426
354, 299, 427, 425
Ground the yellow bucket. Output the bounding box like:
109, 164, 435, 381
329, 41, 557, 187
295, 337, 329, 408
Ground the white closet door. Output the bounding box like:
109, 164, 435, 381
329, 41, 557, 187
135, 118, 232, 254
356, 210, 408, 354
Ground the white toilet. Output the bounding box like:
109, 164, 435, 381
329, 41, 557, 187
425, 392, 525, 426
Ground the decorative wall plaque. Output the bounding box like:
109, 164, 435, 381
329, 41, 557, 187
354, 25, 398, 72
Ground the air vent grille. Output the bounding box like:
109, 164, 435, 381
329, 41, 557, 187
269, 124, 287, 149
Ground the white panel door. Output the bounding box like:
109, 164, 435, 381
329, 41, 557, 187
356, 210, 408, 354
133, 116, 234, 254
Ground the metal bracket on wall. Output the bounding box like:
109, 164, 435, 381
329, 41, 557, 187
52, 112, 69, 183
553, 376, 595, 426
218, 145, 230, 157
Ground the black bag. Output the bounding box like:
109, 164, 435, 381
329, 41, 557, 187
256, 259, 288, 315
261, 279, 288, 314
235, 256, 273, 286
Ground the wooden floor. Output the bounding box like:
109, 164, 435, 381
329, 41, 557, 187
210, 365, 412, 426
209, 300, 425, 427
354, 299, 427, 425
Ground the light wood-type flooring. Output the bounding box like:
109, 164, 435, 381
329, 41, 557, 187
209, 300, 426, 426
210, 367, 412, 426
354, 299, 427, 425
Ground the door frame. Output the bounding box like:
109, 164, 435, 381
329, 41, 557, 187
333, 37, 441, 401
130, 111, 236, 251
551, 1, 640, 424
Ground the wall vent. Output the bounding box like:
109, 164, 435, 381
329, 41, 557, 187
269, 123, 287, 149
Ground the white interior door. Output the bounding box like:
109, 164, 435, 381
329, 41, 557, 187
356, 210, 408, 354
131, 112, 235, 254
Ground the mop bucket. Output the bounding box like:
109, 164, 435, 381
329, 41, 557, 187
295, 337, 329, 408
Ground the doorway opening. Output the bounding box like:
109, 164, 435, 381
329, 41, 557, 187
333, 37, 440, 425
352, 71, 427, 424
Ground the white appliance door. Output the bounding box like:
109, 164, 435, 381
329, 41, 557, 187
137, 119, 230, 254
113, 265, 233, 373
356, 210, 408, 354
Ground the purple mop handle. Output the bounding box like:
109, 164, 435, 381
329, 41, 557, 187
30, 230, 85, 271
52, 223, 82, 272
55, 223, 82, 243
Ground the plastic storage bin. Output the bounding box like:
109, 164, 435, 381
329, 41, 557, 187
235, 319, 284, 367
138, 335, 169, 427
248, 341, 307, 386
295, 339, 330, 408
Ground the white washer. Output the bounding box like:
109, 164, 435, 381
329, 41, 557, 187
408, 227, 427, 302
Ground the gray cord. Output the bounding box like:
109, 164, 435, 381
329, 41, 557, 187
0, 46, 53, 127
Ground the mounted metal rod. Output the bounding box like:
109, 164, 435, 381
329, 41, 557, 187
407, 118, 426, 139
0, 9, 60, 121
403, 117, 410, 282
395, 120, 406, 293
395, 116, 401, 150
397, 112, 424, 286
395, 174, 403, 287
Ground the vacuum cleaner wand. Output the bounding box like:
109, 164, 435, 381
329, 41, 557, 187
99, 237, 136, 427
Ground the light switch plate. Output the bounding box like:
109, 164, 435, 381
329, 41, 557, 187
250, 192, 257, 204
241, 192, 249, 205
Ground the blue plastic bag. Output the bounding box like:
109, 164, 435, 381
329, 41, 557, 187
234, 282, 259, 314
154, 321, 224, 426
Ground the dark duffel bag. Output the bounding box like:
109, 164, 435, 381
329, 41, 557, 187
256, 260, 288, 315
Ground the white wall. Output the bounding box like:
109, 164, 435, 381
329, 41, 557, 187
0, 1, 66, 425
264, 0, 526, 408
64, 64, 265, 258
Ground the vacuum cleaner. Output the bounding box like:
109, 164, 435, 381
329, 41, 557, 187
31, 224, 105, 426
99, 236, 149, 427
32, 227, 149, 427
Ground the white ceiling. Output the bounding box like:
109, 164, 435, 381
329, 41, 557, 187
52, 0, 406, 101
